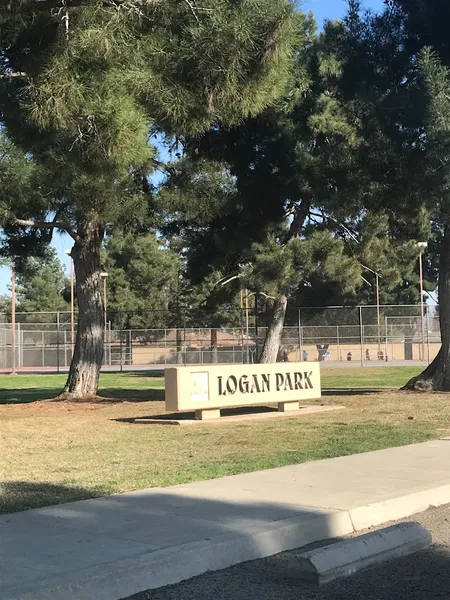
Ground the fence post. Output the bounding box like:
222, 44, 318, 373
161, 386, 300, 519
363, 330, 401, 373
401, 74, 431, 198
56, 312, 60, 373
245, 294, 250, 364
426, 310, 431, 364
120, 315, 123, 372
11, 262, 16, 374
254, 295, 259, 362
391, 323, 394, 361
359, 306, 364, 366
42, 330, 45, 368
183, 311, 187, 366
108, 321, 112, 366
129, 329, 132, 370
297, 308, 302, 362
240, 301, 245, 364
384, 316, 389, 362
336, 325, 340, 362
17, 322, 21, 368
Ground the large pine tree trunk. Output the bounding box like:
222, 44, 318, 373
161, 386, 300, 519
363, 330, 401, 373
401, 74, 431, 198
210, 328, 218, 364
404, 217, 450, 391
259, 294, 288, 363
59, 220, 105, 399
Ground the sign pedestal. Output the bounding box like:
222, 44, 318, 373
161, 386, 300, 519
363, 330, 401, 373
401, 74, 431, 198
278, 401, 300, 412
195, 408, 221, 421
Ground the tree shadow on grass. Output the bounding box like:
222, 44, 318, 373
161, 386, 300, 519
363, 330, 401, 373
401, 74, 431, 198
124, 370, 165, 378
322, 389, 382, 396
116, 405, 277, 423
99, 388, 165, 402
0, 481, 108, 515
0, 383, 378, 406
0, 387, 165, 405
0, 388, 62, 404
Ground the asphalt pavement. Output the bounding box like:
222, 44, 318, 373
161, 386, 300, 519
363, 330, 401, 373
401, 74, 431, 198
127, 504, 450, 600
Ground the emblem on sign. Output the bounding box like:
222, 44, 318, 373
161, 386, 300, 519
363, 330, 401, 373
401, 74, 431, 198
190, 372, 209, 402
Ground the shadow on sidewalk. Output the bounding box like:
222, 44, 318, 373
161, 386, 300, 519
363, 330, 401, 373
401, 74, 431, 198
0, 480, 345, 546
2, 480, 447, 600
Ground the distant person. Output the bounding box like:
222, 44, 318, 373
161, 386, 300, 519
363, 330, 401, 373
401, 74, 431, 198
316, 344, 328, 362
303, 350, 308, 362
377, 350, 384, 361
365, 349, 371, 361
325, 350, 331, 361
281, 347, 289, 362
347, 352, 352, 362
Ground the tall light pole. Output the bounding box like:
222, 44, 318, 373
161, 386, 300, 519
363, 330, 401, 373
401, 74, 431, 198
418, 242, 428, 361
361, 265, 382, 358
375, 272, 381, 356
11, 261, 16, 375
65, 249, 75, 352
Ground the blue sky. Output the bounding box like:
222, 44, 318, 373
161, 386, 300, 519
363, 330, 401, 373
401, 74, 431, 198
301, 0, 385, 23
0, 0, 385, 295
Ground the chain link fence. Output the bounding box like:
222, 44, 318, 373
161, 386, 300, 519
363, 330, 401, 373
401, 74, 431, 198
0, 305, 440, 371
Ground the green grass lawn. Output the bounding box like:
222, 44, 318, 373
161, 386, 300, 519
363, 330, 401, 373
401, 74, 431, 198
0, 366, 422, 404
2, 365, 445, 515
0, 372, 165, 404
321, 366, 422, 389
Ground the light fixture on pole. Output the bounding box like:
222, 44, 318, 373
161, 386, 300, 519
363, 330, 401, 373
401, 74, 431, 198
417, 242, 428, 361
65, 249, 75, 352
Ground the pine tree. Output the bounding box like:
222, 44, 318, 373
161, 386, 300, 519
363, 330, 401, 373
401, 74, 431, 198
402, 49, 450, 390
352, 0, 450, 390
15, 248, 69, 315
0, 0, 299, 397
104, 231, 179, 330
169, 9, 434, 363
173, 19, 381, 361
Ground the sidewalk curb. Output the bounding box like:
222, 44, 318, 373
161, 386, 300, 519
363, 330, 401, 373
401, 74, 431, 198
296, 522, 432, 584
6, 485, 450, 600
348, 484, 450, 530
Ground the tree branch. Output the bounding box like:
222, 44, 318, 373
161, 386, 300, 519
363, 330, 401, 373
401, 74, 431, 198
0, 72, 27, 79
13, 218, 80, 242
219, 273, 243, 287
183, 0, 200, 23
182, 0, 213, 22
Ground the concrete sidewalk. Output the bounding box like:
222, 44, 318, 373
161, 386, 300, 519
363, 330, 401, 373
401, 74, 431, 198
2, 440, 450, 600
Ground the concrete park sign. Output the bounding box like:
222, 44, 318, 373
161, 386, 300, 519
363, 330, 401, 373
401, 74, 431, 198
165, 362, 321, 420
